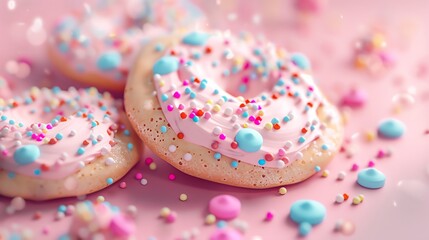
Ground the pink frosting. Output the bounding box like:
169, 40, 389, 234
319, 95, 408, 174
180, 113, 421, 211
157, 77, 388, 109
154, 32, 339, 169
0, 87, 120, 179
50, 0, 204, 83
0, 76, 11, 100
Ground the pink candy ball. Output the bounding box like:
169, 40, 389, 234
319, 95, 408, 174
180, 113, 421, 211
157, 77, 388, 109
340, 89, 367, 109
209, 195, 241, 220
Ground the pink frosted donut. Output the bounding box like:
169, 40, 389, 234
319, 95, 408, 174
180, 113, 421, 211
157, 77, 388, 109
48, 0, 205, 92
68, 200, 136, 240
0, 87, 140, 200
125, 31, 344, 188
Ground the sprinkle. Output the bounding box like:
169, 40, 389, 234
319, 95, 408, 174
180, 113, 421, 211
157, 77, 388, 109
135, 173, 143, 180
140, 178, 148, 185
105, 157, 115, 166
160, 126, 167, 133
149, 162, 157, 170
265, 211, 274, 221
314, 166, 321, 172
179, 194, 188, 201
337, 171, 346, 180
231, 160, 239, 168
279, 187, 288, 195
335, 194, 344, 203
258, 159, 266, 166
321, 144, 328, 151
352, 196, 362, 205
77, 148, 85, 156
183, 153, 192, 161
368, 160, 375, 167
168, 173, 176, 181
160, 207, 171, 218
166, 211, 177, 223
106, 177, 114, 185
119, 182, 127, 189
168, 145, 177, 153
205, 214, 217, 225
97, 51, 122, 71
127, 143, 134, 151
96, 196, 105, 203
321, 170, 330, 177
214, 152, 222, 160
351, 163, 359, 171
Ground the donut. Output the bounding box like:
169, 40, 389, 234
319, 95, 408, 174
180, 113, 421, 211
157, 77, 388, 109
0, 87, 140, 200
47, 0, 204, 92
125, 31, 344, 188
68, 200, 136, 240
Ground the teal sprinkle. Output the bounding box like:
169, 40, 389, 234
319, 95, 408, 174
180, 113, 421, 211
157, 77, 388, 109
106, 177, 114, 185
271, 118, 280, 124
217, 220, 227, 229
214, 152, 221, 160
185, 87, 191, 94
321, 144, 328, 150
199, 82, 207, 90
231, 161, 239, 168
58, 205, 67, 213
190, 92, 196, 99
258, 159, 266, 166
314, 166, 321, 172
213, 89, 219, 95
92, 139, 98, 145
298, 136, 306, 144
161, 94, 169, 102
91, 121, 97, 128
7, 172, 16, 179
77, 147, 85, 155
8, 119, 15, 125
155, 43, 165, 52
160, 126, 167, 133
124, 130, 130, 136
242, 111, 249, 118
283, 116, 290, 122
34, 169, 41, 176
192, 116, 199, 122
1, 115, 7, 121
127, 143, 134, 151
55, 133, 63, 140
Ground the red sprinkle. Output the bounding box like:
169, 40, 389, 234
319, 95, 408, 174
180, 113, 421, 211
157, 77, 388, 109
230, 141, 238, 149
177, 132, 184, 139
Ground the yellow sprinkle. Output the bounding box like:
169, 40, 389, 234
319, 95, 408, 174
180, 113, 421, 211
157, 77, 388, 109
96, 196, 105, 203
264, 123, 273, 130
352, 196, 361, 205
242, 123, 248, 128
160, 207, 171, 218
159, 80, 165, 87
372, 33, 386, 49
322, 170, 330, 178
236, 96, 245, 102
179, 193, 188, 202
205, 214, 216, 225
88, 87, 97, 96
258, 110, 264, 116
149, 162, 157, 170
42, 138, 49, 144
365, 131, 376, 142
212, 104, 221, 113
279, 187, 288, 195
206, 99, 213, 105
358, 194, 365, 202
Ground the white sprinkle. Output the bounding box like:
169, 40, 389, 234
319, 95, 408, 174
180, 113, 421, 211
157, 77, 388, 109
230, 115, 238, 123
295, 152, 303, 160
276, 160, 285, 168
14, 141, 21, 147
105, 157, 115, 166
127, 205, 138, 216
140, 178, 148, 185
203, 103, 211, 111
168, 145, 177, 153
69, 130, 76, 137
334, 219, 344, 231
10, 197, 26, 211
190, 100, 197, 109
224, 107, 233, 116
213, 126, 222, 135
284, 141, 293, 149
335, 194, 344, 203
78, 161, 85, 169
233, 123, 240, 130
337, 171, 346, 181
55, 211, 65, 220
100, 147, 109, 155
154, 74, 161, 80
14, 132, 22, 140
97, 135, 103, 141
184, 153, 192, 161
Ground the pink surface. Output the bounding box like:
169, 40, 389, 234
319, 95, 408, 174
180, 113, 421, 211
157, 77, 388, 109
1, 0, 429, 240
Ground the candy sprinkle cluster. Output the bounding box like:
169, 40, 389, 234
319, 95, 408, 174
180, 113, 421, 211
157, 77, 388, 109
152, 31, 337, 169
0, 87, 126, 180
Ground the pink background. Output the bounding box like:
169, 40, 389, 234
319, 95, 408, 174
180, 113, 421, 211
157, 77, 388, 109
1, 0, 429, 239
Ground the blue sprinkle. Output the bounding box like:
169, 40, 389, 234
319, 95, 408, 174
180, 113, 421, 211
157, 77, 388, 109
214, 152, 221, 160
52, 86, 61, 94
298, 136, 306, 144
155, 43, 165, 52
87, 113, 94, 119
152, 56, 179, 75
58, 234, 71, 240
7, 172, 16, 179
92, 139, 98, 145
271, 118, 279, 124
314, 166, 321, 172
58, 42, 69, 53
253, 48, 262, 56
241, 111, 249, 118
77, 147, 85, 155
96, 51, 122, 71
191, 52, 202, 59
377, 118, 405, 139
258, 159, 266, 166
8, 119, 15, 125
192, 116, 199, 122
213, 89, 219, 95
44, 106, 51, 113
190, 92, 196, 99
14, 145, 40, 165
34, 169, 41, 176
291, 53, 311, 70
127, 143, 134, 151
91, 121, 97, 128
216, 220, 227, 229
283, 116, 290, 122
212, 61, 218, 67
161, 94, 169, 102
276, 78, 285, 86
231, 160, 239, 168
185, 87, 191, 94
26, 131, 33, 137
182, 32, 210, 46
321, 144, 328, 150
310, 125, 315, 131
1, 116, 8, 122
160, 126, 167, 133
55, 133, 63, 140
106, 177, 114, 185
238, 84, 247, 93
124, 130, 130, 136
199, 82, 207, 90
58, 205, 67, 213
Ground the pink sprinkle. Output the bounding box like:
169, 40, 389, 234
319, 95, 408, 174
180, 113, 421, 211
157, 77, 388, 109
351, 163, 359, 171
167, 105, 174, 111
189, 112, 196, 119
183, 80, 189, 86
42, 227, 49, 235
65, 206, 75, 216
135, 173, 143, 180
278, 148, 286, 156
46, 124, 53, 129
211, 141, 219, 149
204, 112, 212, 119
236, 108, 243, 114
178, 104, 185, 110
179, 58, 185, 64
368, 160, 375, 167
243, 61, 251, 70
166, 211, 177, 223
168, 173, 176, 181
248, 116, 256, 122
340, 89, 367, 108
242, 76, 249, 83
219, 134, 226, 140
145, 157, 153, 165
119, 181, 127, 189
1, 150, 8, 156
254, 120, 261, 125
265, 211, 274, 221
376, 150, 385, 158
173, 91, 181, 98
32, 133, 37, 139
